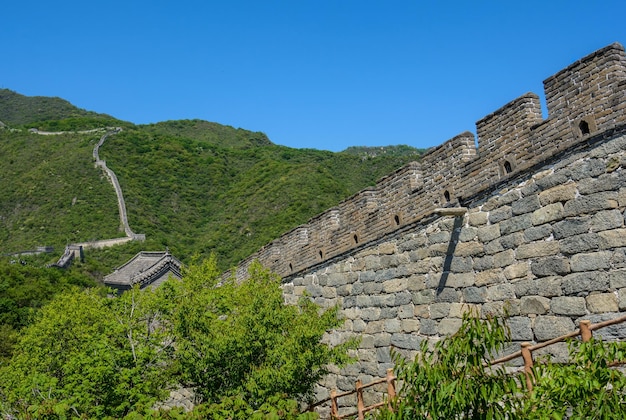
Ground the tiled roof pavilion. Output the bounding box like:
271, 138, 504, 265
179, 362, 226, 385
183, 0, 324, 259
104, 251, 182, 291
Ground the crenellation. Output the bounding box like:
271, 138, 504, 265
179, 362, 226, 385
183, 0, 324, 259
232, 42, 626, 288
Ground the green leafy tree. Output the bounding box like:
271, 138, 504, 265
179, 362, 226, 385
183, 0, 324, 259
0, 286, 173, 418
163, 257, 356, 408
0, 258, 355, 418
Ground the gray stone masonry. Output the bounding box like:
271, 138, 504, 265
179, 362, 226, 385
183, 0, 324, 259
232, 43, 626, 410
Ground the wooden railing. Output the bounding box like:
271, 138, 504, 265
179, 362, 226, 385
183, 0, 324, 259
306, 368, 396, 420
307, 313, 626, 419
488, 313, 626, 392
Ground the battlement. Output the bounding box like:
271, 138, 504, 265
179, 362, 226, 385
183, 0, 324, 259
234, 42, 626, 280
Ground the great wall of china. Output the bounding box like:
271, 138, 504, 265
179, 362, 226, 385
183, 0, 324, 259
228, 42, 626, 414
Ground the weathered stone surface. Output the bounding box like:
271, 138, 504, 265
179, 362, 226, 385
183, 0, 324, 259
551, 296, 587, 316
516, 241, 560, 259
489, 206, 512, 224
534, 316, 576, 341
531, 257, 571, 277
610, 269, 626, 289
438, 318, 462, 336
553, 217, 590, 239
520, 296, 550, 314
504, 262, 529, 280
507, 317, 533, 341
559, 233, 600, 255
598, 229, 626, 249
532, 202, 565, 225
562, 272, 609, 295
538, 183, 577, 205
589, 209, 624, 232
563, 192, 619, 217
512, 195, 542, 216
586, 293, 619, 313
477, 224, 501, 242
570, 251, 612, 272
468, 211, 488, 226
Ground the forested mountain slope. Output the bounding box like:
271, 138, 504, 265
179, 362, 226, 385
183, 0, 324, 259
0, 89, 422, 272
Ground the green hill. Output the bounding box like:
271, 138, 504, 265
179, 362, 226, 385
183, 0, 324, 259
0, 90, 422, 273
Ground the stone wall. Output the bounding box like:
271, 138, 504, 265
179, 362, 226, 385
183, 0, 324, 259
231, 42, 626, 415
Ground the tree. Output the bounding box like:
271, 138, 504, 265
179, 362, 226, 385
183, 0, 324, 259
162, 257, 356, 408
0, 257, 355, 418
373, 314, 626, 420
0, 286, 173, 418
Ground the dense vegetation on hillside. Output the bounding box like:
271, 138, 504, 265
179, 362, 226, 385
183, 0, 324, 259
0, 260, 352, 419
0, 89, 423, 272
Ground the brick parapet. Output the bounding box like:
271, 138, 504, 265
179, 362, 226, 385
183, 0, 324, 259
233, 42, 626, 282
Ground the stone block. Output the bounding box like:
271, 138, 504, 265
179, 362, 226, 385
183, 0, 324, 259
468, 211, 488, 226
524, 224, 553, 242
364, 320, 384, 334
391, 333, 422, 350
620, 289, 626, 310
512, 195, 541, 215
535, 277, 563, 297
446, 272, 476, 288
610, 269, 626, 289
562, 272, 609, 295
401, 319, 420, 333
419, 319, 438, 335
459, 226, 478, 242
589, 209, 624, 232
500, 232, 526, 249
538, 182, 577, 205
412, 289, 435, 305
563, 191, 619, 217
438, 318, 462, 336
570, 251, 612, 272
504, 262, 529, 280
476, 269, 505, 286
430, 302, 451, 319
559, 233, 600, 254
531, 257, 571, 277
532, 202, 565, 225
450, 256, 473, 273
382, 278, 408, 293
551, 296, 587, 316
361, 307, 382, 321
569, 158, 606, 181
494, 249, 516, 267
507, 316, 533, 341
384, 319, 402, 333
449, 302, 480, 318
454, 241, 485, 257
473, 255, 494, 270
516, 241, 560, 259
397, 304, 414, 319
553, 217, 590, 239
520, 296, 550, 314
463, 286, 487, 303
487, 283, 517, 301
501, 214, 533, 235
477, 224, 501, 242
598, 229, 626, 249
489, 206, 512, 224
533, 316, 576, 341
393, 291, 413, 306
373, 332, 391, 347
586, 293, 618, 313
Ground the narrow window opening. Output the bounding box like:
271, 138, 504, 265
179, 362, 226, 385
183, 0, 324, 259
579, 120, 590, 135
503, 160, 513, 174
353, 234, 359, 244
289, 263, 293, 272
394, 214, 401, 226
318, 250, 324, 260
444, 190, 451, 203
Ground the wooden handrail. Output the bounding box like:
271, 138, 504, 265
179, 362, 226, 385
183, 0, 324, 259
308, 313, 626, 417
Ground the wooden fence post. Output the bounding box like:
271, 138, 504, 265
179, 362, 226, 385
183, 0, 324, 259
580, 320, 592, 342
386, 368, 396, 410
330, 389, 338, 419
356, 379, 365, 420
521, 342, 534, 392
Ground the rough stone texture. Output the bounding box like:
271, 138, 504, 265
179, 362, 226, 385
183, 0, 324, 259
229, 43, 626, 409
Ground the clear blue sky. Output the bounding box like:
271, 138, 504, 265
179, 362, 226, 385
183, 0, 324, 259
3, 1, 626, 151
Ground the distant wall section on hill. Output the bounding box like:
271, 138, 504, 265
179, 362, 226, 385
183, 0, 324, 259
234, 43, 626, 413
